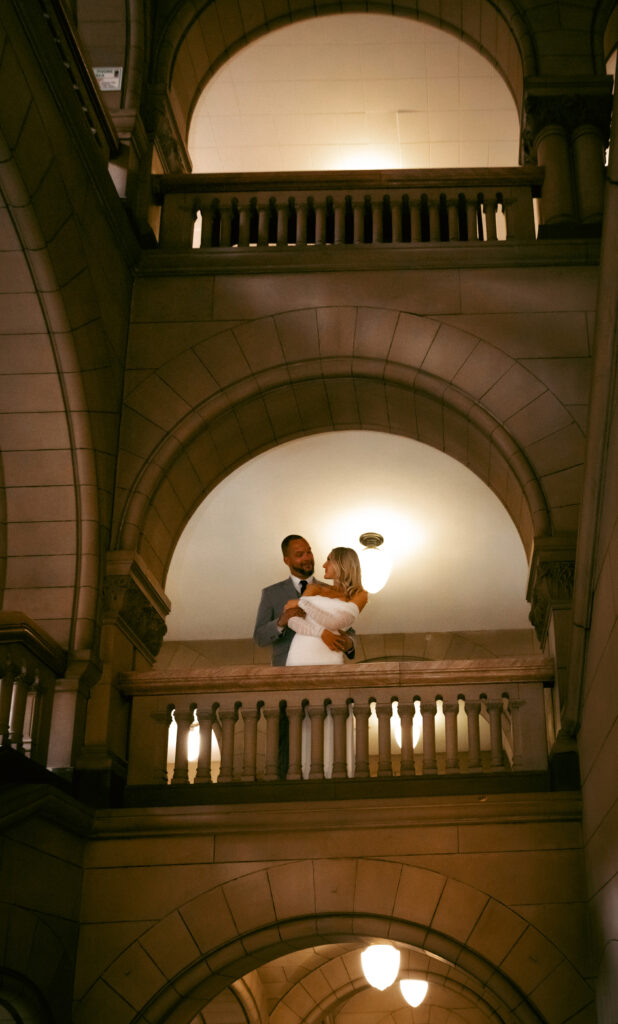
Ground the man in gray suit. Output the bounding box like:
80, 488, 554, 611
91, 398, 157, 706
254, 534, 355, 666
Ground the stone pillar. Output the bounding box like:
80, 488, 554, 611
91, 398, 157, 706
522, 77, 612, 237
485, 700, 505, 770
195, 707, 214, 783
262, 707, 280, 781
286, 705, 304, 780
307, 705, 325, 779
330, 704, 348, 779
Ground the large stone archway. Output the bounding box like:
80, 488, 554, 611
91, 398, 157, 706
115, 300, 590, 588
73, 856, 593, 1024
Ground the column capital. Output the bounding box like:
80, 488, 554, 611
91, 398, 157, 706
522, 76, 613, 159
103, 551, 170, 662
527, 536, 576, 647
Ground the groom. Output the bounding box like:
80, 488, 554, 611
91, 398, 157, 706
253, 534, 355, 666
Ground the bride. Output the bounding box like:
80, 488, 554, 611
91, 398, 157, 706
284, 547, 368, 666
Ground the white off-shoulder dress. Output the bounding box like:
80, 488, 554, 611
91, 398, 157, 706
286, 594, 359, 666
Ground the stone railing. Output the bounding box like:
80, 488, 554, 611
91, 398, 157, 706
120, 658, 554, 790
153, 167, 544, 251
0, 613, 67, 767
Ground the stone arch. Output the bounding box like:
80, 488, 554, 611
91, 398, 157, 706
0, 7, 130, 650
74, 858, 594, 1024
116, 305, 588, 586
0, 905, 74, 1024
151, 0, 532, 147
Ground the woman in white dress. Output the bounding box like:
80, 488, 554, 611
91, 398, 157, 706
284, 547, 368, 666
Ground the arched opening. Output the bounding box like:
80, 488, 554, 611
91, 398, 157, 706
187, 13, 520, 174
164, 430, 532, 649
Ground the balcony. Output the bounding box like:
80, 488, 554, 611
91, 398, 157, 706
152, 167, 545, 256
120, 656, 556, 806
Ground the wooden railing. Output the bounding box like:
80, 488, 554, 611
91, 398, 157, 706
120, 658, 554, 789
153, 167, 544, 250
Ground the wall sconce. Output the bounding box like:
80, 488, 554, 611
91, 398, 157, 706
358, 532, 392, 594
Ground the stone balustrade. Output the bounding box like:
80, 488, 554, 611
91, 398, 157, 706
153, 168, 544, 251
0, 613, 67, 768
120, 658, 554, 790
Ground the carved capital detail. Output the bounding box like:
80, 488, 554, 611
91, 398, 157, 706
528, 560, 575, 645
522, 82, 613, 161
103, 575, 167, 658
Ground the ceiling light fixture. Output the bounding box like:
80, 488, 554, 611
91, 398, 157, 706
360, 944, 400, 990
358, 532, 392, 594
400, 979, 429, 1007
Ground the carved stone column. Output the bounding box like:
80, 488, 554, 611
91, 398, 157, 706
522, 77, 612, 237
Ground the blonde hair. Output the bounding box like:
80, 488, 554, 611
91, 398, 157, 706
328, 547, 363, 597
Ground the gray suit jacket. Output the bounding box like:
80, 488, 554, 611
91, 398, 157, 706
253, 577, 356, 666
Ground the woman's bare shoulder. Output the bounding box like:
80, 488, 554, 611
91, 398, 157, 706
352, 589, 369, 611
304, 583, 340, 599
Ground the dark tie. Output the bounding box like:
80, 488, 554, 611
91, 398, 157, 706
299, 579, 308, 594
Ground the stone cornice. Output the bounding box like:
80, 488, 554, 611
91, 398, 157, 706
91, 790, 581, 839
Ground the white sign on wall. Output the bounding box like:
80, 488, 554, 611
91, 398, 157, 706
94, 67, 123, 92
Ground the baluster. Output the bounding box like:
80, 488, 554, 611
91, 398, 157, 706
352, 198, 363, 243
262, 707, 279, 781
307, 705, 325, 779
200, 201, 215, 248
372, 197, 382, 242
465, 700, 482, 770
218, 707, 237, 782
375, 701, 392, 777
296, 201, 307, 245
428, 198, 440, 241
443, 701, 460, 771
420, 700, 437, 774
286, 704, 304, 780
314, 200, 325, 244
353, 702, 371, 778
9, 670, 31, 752
0, 665, 14, 746
153, 706, 173, 784
484, 197, 498, 240
410, 199, 422, 241
398, 701, 415, 776
333, 198, 345, 243
391, 197, 402, 242
237, 201, 250, 246
241, 706, 260, 781
171, 708, 193, 784
257, 202, 269, 246
486, 699, 505, 769
276, 199, 288, 245
466, 196, 478, 241
508, 698, 525, 769
194, 706, 214, 782
330, 703, 348, 779
447, 199, 458, 241
219, 199, 233, 247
